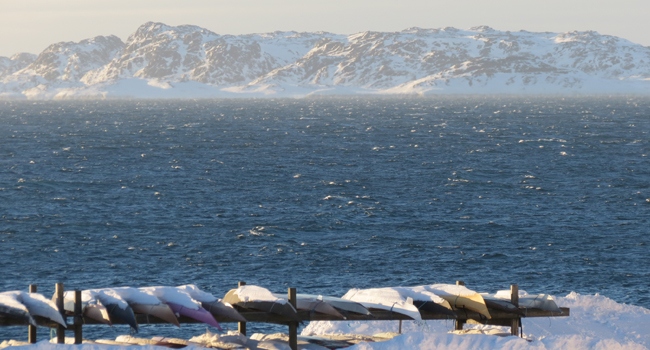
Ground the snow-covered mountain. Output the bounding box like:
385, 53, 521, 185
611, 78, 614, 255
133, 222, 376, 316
2, 22, 650, 99
0, 53, 37, 79
0, 35, 124, 98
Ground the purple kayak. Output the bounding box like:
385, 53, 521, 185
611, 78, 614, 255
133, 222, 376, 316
167, 302, 222, 331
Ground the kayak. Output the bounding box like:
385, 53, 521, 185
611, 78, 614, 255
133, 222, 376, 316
493, 290, 562, 313
299, 294, 371, 317
167, 302, 222, 329
103, 287, 180, 327
272, 293, 344, 319
141, 286, 221, 330
0, 292, 38, 326
223, 286, 300, 322
63, 291, 112, 325
388, 286, 456, 317
200, 300, 247, 323
86, 289, 138, 331
17, 292, 66, 327
424, 284, 491, 319
103, 302, 138, 331
480, 294, 523, 314
175, 284, 247, 323
131, 303, 180, 327
342, 288, 422, 320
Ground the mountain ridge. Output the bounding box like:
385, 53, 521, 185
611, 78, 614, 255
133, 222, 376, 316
2, 22, 650, 99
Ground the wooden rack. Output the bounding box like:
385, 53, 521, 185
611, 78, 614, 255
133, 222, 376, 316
0, 281, 570, 350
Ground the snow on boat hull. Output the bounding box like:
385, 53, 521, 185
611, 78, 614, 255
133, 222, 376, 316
63, 298, 112, 326
271, 293, 344, 319
0, 305, 37, 326
341, 289, 423, 320
299, 294, 371, 317
480, 295, 523, 315
223, 289, 300, 322
518, 294, 562, 313
131, 303, 180, 327
19, 293, 66, 327
297, 299, 344, 319
492, 291, 562, 313
167, 302, 222, 330
359, 301, 421, 320
201, 301, 247, 323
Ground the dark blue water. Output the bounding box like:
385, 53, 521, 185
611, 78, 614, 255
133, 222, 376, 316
1, 96, 649, 341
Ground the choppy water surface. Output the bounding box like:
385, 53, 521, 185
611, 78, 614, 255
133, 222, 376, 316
1, 96, 649, 340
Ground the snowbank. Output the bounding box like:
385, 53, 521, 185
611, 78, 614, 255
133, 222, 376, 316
302, 292, 650, 350
2, 292, 650, 349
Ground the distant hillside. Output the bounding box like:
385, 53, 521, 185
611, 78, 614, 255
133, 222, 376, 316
2, 22, 650, 99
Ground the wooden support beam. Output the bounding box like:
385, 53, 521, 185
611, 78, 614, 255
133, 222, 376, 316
288, 288, 298, 350
455, 281, 465, 330
238, 281, 247, 336
74, 290, 82, 344
57, 306, 568, 327
28, 285, 37, 344
55, 283, 65, 344
510, 284, 520, 336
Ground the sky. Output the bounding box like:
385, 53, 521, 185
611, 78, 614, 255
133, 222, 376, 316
1, 0, 648, 57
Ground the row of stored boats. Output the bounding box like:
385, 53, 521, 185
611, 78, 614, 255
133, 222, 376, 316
0, 284, 562, 331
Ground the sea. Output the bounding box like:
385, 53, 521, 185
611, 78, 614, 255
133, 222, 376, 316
1, 96, 649, 341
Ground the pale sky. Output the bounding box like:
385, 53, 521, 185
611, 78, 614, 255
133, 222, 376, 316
1, 0, 648, 57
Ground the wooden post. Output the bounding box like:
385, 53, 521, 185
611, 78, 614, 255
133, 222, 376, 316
510, 284, 520, 336
28, 285, 37, 344
74, 290, 82, 344
455, 281, 465, 330
238, 282, 247, 336
288, 287, 298, 350
398, 320, 402, 334
55, 283, 65, 344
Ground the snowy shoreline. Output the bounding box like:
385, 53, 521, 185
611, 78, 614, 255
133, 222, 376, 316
2, 292, 650, 350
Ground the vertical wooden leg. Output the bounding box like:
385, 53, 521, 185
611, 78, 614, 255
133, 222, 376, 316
74, 290, 82, 344
237, 281, 247, 336
55, 283, 65, 344
510, 318, 520, 336
454, 281, 466, 331
288, 288, 298, 350
28, 285, 37, 344
510, 284, 520, 337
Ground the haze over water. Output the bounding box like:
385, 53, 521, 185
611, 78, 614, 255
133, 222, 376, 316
1, 96, 649, 340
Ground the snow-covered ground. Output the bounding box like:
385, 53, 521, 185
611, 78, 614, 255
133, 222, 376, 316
2, 292, 650, 349
303, 292, 650, 349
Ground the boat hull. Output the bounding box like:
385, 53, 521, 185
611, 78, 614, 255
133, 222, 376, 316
104, 303, 138, 331
201, 301, 247, 323
167, 302, 222, 330
131, 303, 180, 327
299, 294, 371, 317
